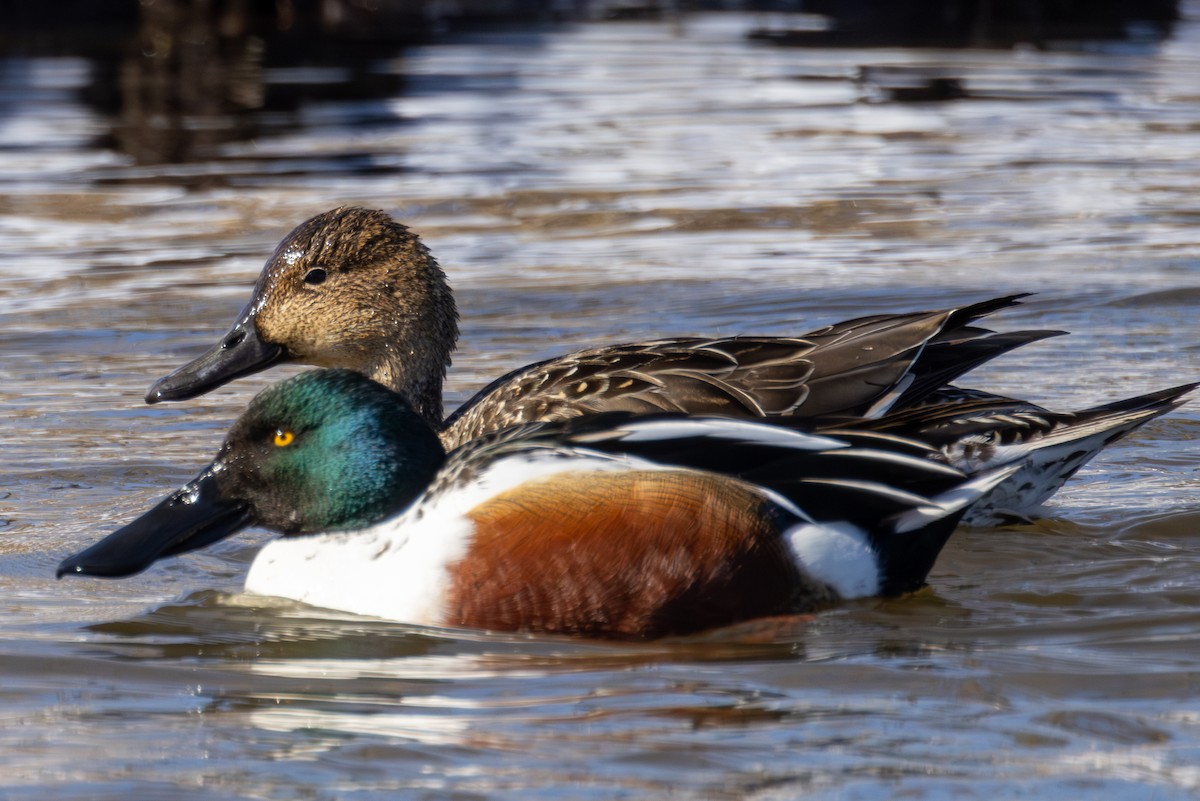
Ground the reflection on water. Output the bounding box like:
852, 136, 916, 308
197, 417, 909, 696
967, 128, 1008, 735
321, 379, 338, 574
753, 0, 1180, 49
2, 2, 1200, 799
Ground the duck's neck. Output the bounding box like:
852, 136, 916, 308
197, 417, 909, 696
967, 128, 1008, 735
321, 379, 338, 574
313, 407, 450, 533
369, 344, 453, 432
367, 246, 460, 432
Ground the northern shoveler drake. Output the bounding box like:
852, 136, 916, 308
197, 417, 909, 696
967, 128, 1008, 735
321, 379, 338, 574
141, 207, 1195, 523
60, 370, 1017, 639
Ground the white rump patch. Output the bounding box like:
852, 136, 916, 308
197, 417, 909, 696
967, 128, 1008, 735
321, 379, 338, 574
785, 522, 881, 599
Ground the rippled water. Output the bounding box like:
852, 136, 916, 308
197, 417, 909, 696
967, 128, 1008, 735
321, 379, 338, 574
2, 6, 1200, 799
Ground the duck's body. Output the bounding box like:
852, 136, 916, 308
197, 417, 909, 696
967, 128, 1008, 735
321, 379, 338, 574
143, 207, 1190, 522
61, 370, 1015, 638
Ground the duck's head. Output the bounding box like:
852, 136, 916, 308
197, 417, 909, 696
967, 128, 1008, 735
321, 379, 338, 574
60, 370, 446, 579
146, 207, 460, 428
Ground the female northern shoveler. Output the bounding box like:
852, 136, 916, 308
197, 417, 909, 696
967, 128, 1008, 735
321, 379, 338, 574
141, 207, 1194, 523
145, 207, 1058, 444
60, 370, 1016, 639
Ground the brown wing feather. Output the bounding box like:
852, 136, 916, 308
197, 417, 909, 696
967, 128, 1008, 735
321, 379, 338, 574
442, 297, 1043, 449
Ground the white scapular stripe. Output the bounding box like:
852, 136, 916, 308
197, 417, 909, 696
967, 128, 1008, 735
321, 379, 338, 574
611, 417, 849, 450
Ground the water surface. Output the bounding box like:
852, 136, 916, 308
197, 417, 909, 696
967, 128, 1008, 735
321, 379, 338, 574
2, 8, 1199, 800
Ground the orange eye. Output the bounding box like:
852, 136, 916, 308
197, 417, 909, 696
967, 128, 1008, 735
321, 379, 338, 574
273, 429, 295, 447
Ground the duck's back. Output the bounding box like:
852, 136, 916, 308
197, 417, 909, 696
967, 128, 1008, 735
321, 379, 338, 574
439, 296, 1057, 449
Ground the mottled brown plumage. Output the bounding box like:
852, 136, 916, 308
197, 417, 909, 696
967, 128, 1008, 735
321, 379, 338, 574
146, 208, 1055, 449
441, 308, 1057, 449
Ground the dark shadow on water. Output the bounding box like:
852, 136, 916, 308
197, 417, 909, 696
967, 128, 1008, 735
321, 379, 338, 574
750, 0, 1179, 50
79, 588, 815, 669
0, 0, 573, 171
0, 0, 1183, 176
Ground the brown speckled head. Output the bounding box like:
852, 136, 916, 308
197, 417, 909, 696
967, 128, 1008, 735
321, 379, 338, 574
147, 207, 459, 425
250, 208, 459, 426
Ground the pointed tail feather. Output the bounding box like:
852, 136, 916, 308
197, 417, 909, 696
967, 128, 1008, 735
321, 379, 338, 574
891, 328, 1066, 414
959, 383, 1197, 524
1075, 381, 1199, 417
943, 293, 1033, 326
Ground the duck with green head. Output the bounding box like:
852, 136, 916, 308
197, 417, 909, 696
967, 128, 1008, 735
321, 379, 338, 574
61, 369, 1021, 639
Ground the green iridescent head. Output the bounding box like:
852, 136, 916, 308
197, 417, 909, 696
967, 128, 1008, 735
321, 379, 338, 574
217, 369, 446, 532
58, 369, 445, 579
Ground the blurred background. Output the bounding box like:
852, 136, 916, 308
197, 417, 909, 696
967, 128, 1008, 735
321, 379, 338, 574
0, 0, 1187, 168
1, 2, 1199, 799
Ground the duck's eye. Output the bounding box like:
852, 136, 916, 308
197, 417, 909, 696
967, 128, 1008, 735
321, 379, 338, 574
303, 268, 327, 286
273, 429, 295, 447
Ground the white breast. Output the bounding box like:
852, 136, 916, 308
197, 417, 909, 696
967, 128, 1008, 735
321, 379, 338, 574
242, 449, 651, 622
243, 502, 472, 624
